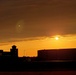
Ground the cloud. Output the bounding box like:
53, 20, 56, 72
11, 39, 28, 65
0, 34, 76, 47
0, 0, 76, 41
0, 36, 46, 45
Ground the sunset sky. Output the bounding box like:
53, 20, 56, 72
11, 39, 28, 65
0, 0, 76, 57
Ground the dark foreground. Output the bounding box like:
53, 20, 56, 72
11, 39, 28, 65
0, 61, 76, 71
0, 71, 76, 75
0, 61, 76, 75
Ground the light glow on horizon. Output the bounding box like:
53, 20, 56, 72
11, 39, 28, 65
0, 35, 76, 57
55, 36, 59, 40
54, 35, 60, 40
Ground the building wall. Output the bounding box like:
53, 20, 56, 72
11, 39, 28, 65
38, 49, 76, 61
10, 45, 18, 57
0, 50, 3, 56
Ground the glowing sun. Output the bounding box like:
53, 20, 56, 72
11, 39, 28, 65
55, 36, 59, 40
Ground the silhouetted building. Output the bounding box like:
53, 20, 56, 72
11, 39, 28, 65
3, 52, 11, 57
10, 45, 18, 57
0, 45, 18, 58
38, 48, 76, 61
0, 50, 3, 56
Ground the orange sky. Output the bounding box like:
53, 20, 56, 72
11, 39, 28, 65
0, 34, 76, 57
0, 0, 76, 57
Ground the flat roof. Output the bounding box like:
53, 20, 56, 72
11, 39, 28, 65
38, 48, 76, 51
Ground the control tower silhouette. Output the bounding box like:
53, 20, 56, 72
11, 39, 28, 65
10, 45, 18, 57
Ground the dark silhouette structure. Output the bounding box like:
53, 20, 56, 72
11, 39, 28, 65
38, 49, 76, 61
10, 45, 18, 57
0, 45, 76, 71
0, 45, 18, 58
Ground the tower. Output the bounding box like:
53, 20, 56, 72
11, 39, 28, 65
10, 45, 18, 57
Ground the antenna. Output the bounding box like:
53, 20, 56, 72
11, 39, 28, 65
24, 50, 25, 56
